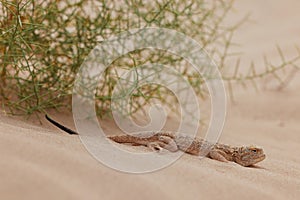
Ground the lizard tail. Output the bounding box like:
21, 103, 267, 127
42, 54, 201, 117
108, 135, 138, 143
45, 114, 78, 135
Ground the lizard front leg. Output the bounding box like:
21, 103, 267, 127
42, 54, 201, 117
208, 149, 229, 163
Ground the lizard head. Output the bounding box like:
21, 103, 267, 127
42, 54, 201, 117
233, 146, 266, 167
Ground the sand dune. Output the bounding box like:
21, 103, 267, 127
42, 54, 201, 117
0, 1, 299, 199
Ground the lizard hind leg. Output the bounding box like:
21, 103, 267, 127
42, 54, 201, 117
147, 136, 178, 153
158, 136, 178, 152
147, 142, 165, 152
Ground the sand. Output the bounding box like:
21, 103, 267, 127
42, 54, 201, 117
0, 1, 299, 199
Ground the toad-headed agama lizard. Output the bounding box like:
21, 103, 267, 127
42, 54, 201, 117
45, 115, 266, 167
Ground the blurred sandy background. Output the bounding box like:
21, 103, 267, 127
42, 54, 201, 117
0, 0, 299, 199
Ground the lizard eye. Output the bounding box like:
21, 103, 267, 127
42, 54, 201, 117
251, 149, 257, 153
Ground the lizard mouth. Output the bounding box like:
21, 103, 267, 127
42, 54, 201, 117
238, 153, 266, 167
254, 154, 266, 163
246, 153, 266, 166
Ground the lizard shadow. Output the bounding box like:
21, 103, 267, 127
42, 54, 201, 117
247, 165, 267, 170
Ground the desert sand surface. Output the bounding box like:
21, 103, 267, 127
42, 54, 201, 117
1, 0, 300, 199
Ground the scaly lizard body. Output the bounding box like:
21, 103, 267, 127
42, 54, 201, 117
45, 115, 266, 167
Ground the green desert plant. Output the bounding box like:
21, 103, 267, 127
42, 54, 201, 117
0, 0, 299, 118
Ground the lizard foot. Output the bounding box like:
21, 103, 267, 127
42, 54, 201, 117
147, 142, 165, 152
